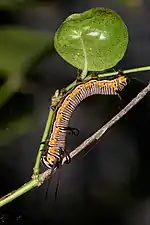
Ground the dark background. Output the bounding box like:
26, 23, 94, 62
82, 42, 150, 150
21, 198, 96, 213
1, 0, 150, 224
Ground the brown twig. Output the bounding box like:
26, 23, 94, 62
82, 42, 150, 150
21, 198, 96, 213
1, 80, 150, 208
43, 81, 150, 178
65, 81, 150, 160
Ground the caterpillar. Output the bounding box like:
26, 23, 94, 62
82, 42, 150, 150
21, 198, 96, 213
41, 74, 128, 169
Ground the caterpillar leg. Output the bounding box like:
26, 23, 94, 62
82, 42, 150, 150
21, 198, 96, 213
40, 141, 48, 154
117, 70, 124, 76
58, 147, 71, 165
90, 71, 99, 79
50, 105, 56, 111
116, 93, 122, 101
40, 141, 47, 145
64, 149, 71, 164
60, 88, 67, 96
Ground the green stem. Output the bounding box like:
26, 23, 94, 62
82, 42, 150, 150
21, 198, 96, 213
97, 65, 150, 78
0, 179, 38, 207
65, 80, 76, 92
30, 65, 150, 176
65, 65, 150, 92
33, 108, 54, 176
1, 64, 150, 207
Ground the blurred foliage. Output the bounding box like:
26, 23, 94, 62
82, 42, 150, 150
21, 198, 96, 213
0, 0, 56, 10
0, 116, 34, 146
0, 0, 34, 10
0, 26, 53, 106
118, 0, 144, 7
0, 24, 53, 144
0, 92, 34, 146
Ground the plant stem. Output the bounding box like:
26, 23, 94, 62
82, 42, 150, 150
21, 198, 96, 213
0, 179, 38, 207
1, 75, 150, 207
97, 65, 150, 78
1, 65, 150, 207
33, 108, 54, 176
0, 171, 50, 207
65, 65, 150, 92
68, 81, 150, 159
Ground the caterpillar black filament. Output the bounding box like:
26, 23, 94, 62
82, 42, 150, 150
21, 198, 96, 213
41, 75, 128, 169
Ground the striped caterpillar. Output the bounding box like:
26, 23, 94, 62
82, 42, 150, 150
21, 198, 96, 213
41, 74, 128, 169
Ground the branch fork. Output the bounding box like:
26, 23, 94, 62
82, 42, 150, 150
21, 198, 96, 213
1, 65, 150, 207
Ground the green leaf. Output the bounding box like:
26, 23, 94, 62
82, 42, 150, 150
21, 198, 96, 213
0, 26, 53, 106
54, 7, 128, 74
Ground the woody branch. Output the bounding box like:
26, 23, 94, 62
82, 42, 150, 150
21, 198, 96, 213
1, 68, 150, 207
